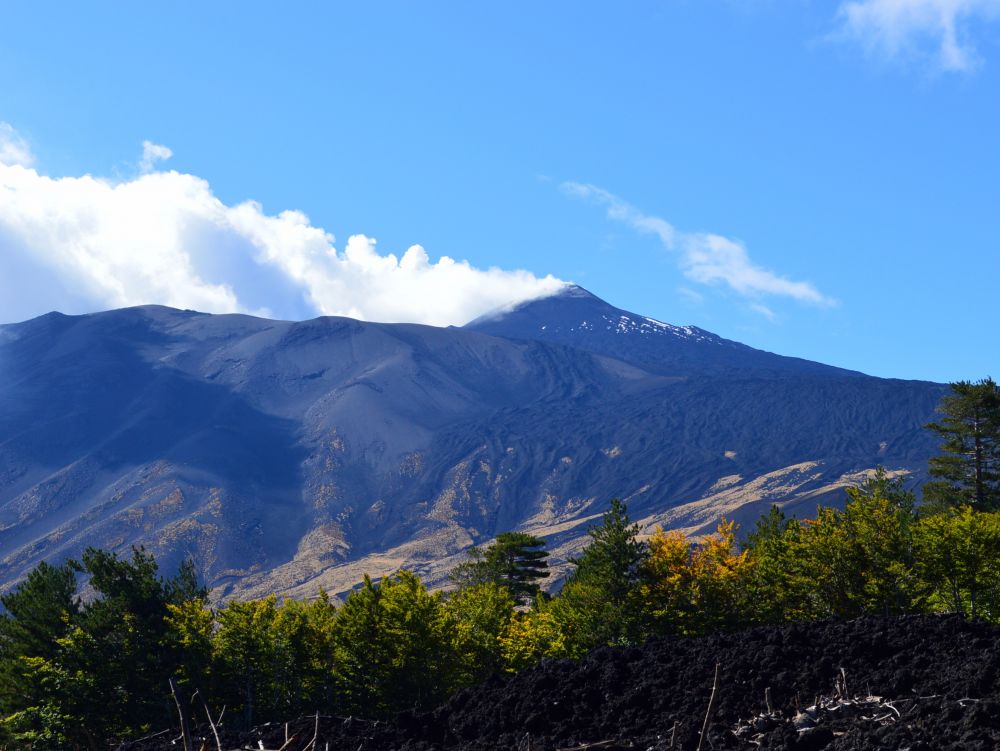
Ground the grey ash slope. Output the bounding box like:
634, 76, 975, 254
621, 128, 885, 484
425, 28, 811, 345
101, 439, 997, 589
0, 293, 944, 599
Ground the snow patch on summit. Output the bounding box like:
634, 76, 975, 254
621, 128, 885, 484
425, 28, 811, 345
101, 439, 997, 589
558, 312, 715, 343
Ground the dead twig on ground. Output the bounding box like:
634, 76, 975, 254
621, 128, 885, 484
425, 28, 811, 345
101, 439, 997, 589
696, 662, 720, 751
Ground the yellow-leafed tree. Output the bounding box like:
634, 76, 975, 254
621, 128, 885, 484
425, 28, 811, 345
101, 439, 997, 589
498, 605, 567, 672
640, 519, 751, 637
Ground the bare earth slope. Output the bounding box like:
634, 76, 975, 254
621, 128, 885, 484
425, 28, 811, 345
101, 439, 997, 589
0, 288, 945, 597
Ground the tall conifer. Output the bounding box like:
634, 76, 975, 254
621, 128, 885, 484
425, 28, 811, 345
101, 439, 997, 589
924, 377, 1000, 511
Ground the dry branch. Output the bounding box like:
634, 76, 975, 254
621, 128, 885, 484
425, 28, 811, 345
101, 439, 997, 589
169, 677, 195, 751
696, 662, 720, 751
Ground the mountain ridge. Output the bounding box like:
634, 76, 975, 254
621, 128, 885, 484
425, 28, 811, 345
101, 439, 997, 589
0, 291, 945, 599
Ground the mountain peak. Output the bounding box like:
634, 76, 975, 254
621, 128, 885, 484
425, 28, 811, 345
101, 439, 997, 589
556, 283, 602, 300
467, 284, 705, 344
466, 286, 857, 379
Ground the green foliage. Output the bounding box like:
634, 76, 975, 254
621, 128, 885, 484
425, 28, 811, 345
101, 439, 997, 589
498, 600, 567, 672
6, 627, 104, 750
70, 547, 207, 741
924, 377, 1000, 512
0, 548, 208, 748
450, 532, 549, 604
0, 561, 78, 664
275, 594, 339, 713
913, 505, 1000, 620
163, 597, 214, 693
213, 596, 281, 728
445, 581, 515, 684
744, 470, 923, 621
210, 592, 339, 728
0, 560, 79, 730
553, 498, 648, 654
741, 506, 809, 623
331, 571, 454, 717
841, 469, 922, 616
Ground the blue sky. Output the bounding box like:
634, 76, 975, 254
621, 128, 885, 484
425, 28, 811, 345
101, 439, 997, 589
1, 1, 998, 382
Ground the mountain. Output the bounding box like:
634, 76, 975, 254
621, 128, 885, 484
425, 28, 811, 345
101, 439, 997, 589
0, 291, 945, 599
466, 285, 858, 378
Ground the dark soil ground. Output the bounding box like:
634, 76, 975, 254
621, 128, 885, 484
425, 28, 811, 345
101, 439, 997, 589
122, 614, 1000, 750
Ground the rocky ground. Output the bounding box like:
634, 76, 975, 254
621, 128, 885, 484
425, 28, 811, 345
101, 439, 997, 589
122, 614, 1000, 750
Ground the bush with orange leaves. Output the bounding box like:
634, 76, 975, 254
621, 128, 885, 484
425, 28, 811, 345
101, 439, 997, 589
639, 519, 752, 637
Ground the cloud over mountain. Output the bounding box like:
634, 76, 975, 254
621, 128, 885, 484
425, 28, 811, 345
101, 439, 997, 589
0, 128, 565, 325
562, 182, 835, 309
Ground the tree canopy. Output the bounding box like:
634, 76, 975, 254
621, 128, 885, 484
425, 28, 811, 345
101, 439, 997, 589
924, 377, 1000, 511
450, 531, 549, 604
552, 498, 648, 653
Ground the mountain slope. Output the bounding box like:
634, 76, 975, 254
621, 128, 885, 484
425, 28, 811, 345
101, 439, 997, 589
0, 295, 945, 599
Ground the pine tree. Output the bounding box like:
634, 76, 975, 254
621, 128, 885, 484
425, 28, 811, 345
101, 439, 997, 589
552, 498, 647, 653
450, 532, 550, 604
924, 377, 1000, 512
0, 561, 80, 747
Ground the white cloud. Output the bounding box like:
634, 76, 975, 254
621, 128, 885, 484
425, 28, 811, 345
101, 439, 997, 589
563, 182, 835, 307
0, 133, 565, 326
139, 140, 173, 172
0, 122, 34, 167
750, 302, 777, 321
677, 286, 705, 305
836, 0, 1000, 71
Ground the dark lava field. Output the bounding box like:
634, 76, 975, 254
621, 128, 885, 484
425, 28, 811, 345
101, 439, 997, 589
124, 614, 1000, 751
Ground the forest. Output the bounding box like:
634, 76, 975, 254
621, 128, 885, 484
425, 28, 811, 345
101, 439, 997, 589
1, 378, 998, 750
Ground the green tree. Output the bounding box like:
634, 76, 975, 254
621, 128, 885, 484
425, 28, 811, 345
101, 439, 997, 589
331, 571, 455, 717
0, 561, 80, 748
498, 601, 567, 672
68, 547, 207, 743
213, 596, 281, 729
211, 593, 338, 727
162, 597, 214, 698
450, 532, 549, 604
924, 377, 1000, 512
741, 506, 809, 623
913, 506, 1000, 621
841, 469, 922, 616
445, 581, 515, 685
786, 471, 921, 619
552, 499, 648, 654
2, 626, 104, 751
0, 548, 206, 748
82, 548, 204, 738
274, 593, 338, 715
